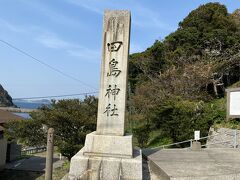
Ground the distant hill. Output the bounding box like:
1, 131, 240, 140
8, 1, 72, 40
0, 84, 15, 107
13, 99, 51, 109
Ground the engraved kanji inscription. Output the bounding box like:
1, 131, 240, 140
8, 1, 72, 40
105, 85, 120, 100
107, 59, 121, 77
104, 103, 119, 116
107, 41, 122, 52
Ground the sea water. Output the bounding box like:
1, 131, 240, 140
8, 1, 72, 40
13, 100, 51, 119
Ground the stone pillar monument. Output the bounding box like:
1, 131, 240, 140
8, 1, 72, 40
68, 10, 142, 180
45, 128, 54, 180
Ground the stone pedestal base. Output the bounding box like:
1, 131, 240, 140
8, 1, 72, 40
67, 132, 142, 179
84, 131, 133, 158
68, 148, 142, 180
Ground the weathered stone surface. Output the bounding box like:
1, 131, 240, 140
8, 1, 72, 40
147, 148, 240, 180
68, 10, 142, 180
96, 10, 131, 136
69, 149, 142, 180
207, 127, 240, 148
45, 128, 54, 180
83, 131, 133, 158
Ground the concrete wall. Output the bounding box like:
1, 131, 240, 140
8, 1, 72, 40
0, 138, 7, 170
7, 142, 21, 162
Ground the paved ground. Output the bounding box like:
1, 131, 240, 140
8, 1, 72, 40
146, 148, 240, 180
0, 153, 65, 180
5, 153, 64, 172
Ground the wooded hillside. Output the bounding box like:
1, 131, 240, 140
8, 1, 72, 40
128, 3, 240, 147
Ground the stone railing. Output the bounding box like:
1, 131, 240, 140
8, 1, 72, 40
21, 146, 46, 155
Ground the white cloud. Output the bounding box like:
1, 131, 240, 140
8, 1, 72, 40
64, 0, 174, 32
0, 16, 99, 62
64, 0, 103, 15
19, 0, 83, 28
132, 5, 174, 31
67, 48, 100, 61
36, 33, 75, 49
36, 33, 100, 61
0, 18, 25, 33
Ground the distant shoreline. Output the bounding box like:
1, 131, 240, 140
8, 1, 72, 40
0, 100, 51, 114
0, 107, 36, 113
13, 100, 50, 109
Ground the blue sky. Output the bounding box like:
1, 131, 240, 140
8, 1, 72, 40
0, 0, 239, 99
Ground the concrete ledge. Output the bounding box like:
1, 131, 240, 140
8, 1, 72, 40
83, 131, 133, 158
149, 160, 170, 180
147, 148, 240, 180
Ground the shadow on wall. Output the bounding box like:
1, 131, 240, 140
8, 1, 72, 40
0, 138, 7, 170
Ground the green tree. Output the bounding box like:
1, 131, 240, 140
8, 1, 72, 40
133, 124, 150, 148
6, 96, 98, 160
150, 98, 208, 142
164, 2, 239, 65
129, 40, 166, 91
5, 119, 46, 147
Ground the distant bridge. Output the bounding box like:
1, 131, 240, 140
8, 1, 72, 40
0, 107, 37, 113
